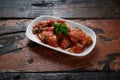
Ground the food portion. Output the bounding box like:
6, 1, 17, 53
32, 19, 93, 53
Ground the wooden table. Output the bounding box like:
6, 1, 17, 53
0, 0, 120, 79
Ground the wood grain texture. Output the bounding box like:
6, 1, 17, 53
0, 19, 120, 72
0, 72, 120, 80
0, 0, 120, 18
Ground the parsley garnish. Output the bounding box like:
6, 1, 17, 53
53, 22, 69, 35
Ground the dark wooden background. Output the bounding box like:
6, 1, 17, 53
0, 0, 120, 79
0, 0, 120, 19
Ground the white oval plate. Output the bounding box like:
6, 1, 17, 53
26, 15, 96, 57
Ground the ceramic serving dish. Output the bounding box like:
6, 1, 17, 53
26, 15, 96, 57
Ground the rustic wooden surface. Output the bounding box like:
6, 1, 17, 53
0, 0, 120, 18
0, 19, 120, 72
0, 0, 120, 79
0, 72, 120, 80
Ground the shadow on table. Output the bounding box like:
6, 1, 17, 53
28, 41, 99, 71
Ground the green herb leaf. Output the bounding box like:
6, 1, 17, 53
53, 22, 69, 35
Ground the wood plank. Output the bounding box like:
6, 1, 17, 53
0, 72, 120, 80
0, 19, 29, 55
0, 0, 120, 18
0, 19, 120, 72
